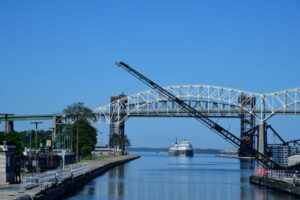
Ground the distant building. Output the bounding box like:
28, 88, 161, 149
221, 148, 238, 154
92, 147, 117, 156
269, 145, 297, 166
288, 154, 300, 166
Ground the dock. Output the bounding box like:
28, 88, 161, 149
0, 155, 140, 200
250, 169, 300, 197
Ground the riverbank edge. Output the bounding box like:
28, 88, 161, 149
250, 175, 300, 197
17, 155, 140, 200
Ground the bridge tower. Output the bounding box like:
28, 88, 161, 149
5, 121, 14, 133
1, 114, 14, 134
238, 95, 256, 157
52, 115, 63, 147
109, 94, 127, 154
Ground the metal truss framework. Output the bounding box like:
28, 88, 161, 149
94, 85, 300, 125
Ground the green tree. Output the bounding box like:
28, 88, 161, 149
63, 102, 98, 158
71, 119, 97, 157
109, 133, 131, 152
81, 145, 92, 157
109, 133, 120, 149
63, 102, 97, 122
19, 130, 52, 149
7, 132, 24, 156
124, 134, 131, 148
0, 131, 24, 156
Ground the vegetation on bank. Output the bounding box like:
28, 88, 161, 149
109, 133, 131, 150
0, 102, 97, 157
62, 102, 97, 158
81, 153, 121, 162
0, 102, 131, 159
0, 131, 24, 156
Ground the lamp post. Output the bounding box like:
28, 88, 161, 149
30, 121, 43, 165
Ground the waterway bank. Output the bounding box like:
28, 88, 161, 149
2, 155, 140, 200
64, 152, 299, 200
250, 175, 300, 197
215, 154, 254, 160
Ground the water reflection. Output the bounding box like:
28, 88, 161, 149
239, 159, 255, 200
239, 159, 298, 200
64, 153, 300, 200
108, 165, 125, 199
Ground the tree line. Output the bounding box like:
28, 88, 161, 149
0, 102, 130, 158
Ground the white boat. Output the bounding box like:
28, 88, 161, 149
169, 139, 194, 157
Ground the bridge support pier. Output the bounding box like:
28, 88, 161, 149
52, 115, 63, 148
5, 121, 14, 134
2, 114, 14, 134
258, 122, 267, 156
109, 94, 127, 155
239, 95, 256, 157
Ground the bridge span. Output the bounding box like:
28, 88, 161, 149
95, 84, 300, 124
1, 85, 299, 158
94, 84, 300, 157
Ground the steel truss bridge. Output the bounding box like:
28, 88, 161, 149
1, 83, 300, 167
94, 85, 300, 124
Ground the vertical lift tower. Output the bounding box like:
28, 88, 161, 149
109, 94, 127, 154
239, 95, 256, 157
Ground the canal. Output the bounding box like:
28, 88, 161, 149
64, 152, 298, 200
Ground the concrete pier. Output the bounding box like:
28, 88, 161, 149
250, 175, 300, 197
0, 155, 140, 200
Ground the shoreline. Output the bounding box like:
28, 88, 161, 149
7, 155, 140, 200
250, 175, 300, 197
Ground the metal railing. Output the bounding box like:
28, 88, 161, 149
267, 170, 295, 184
20, 163, 90, 191
259, 169, 300, 186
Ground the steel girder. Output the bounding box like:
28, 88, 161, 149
94, 85, 300, 125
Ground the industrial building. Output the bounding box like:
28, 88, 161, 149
269, 144, 297, 166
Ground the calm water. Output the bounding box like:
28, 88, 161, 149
64, 152, 298, 200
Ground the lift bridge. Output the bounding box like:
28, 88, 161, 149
95, 84, 300, 159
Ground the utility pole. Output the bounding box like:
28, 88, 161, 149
76, 126, 79, 162
28, 130, 32, 160
49, 127, 55, 148
30, 121, 43, 166
71, 129, 73, 152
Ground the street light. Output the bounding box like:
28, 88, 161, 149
30, 121, 43, 165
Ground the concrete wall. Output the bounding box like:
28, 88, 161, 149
250, 175, 300, 196
6, 151, 16, 183
0, 145, 16, 185
32, 156, 140, 200
0, 152, 7, 185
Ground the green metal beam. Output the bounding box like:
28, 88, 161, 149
0, 114, 60, 122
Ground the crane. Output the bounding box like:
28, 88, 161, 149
115, 61, 283, 170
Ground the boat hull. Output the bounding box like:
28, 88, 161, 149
169, 150, 194, 157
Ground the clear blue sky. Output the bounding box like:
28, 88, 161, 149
0, 0, 300, 148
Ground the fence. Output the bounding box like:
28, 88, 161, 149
20, 163, 90, 191
255, 167, 300, 185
